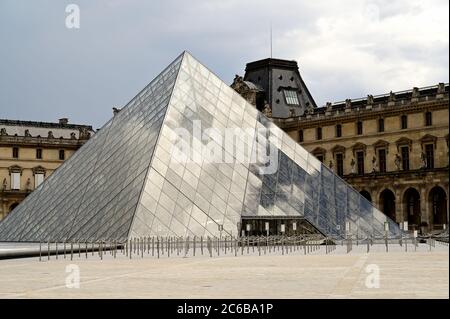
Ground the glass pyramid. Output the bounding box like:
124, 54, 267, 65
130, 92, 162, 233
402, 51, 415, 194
0, 52, 401, 242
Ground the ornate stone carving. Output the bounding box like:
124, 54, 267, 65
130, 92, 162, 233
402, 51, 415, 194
262, 102, 272, 117
345, 99, 352, 109
24, 129, 32, 137
0, 128, 7, 136
79, 127, 91, 140
372, 156, 377, 173
70, 132, 76, 139
25, 178, 31, 191
367, 95, 374, 105
420, 152, 427, 169
48, 131, 54, 139
2, 178, 7, 191
350, 158, 356, 174
394, 153, 401, 170
389, 91, 396, 102
112, 107, 121, 116
289, 107, 295, 117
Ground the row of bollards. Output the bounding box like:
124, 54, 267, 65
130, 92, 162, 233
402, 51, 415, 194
36, 234, 448, 261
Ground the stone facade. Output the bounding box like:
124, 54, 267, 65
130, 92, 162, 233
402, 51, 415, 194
233, 58, 449, 234
0, 118, 94, 220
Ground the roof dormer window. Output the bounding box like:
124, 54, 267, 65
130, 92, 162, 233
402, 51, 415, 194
284, 90, 299, 105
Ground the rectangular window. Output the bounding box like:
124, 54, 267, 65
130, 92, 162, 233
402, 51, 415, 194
356, 151, 364, 175
336, 153, 344, 177
11, 172, 20, 190
378, 118, 384, 132
12, 147, 19, 159
401, 146, 409, 170
316, 127, 322, 140
378, 149, 386, 173
425, 144, 434, 169
425, 112, 432, 126
356, 121, 363, 135
35, 173, 44, 188
401, 115, 408, 129
316, 155, 324, 163
36, 148, 42, 159
298, 130, 304, 142
336, 124, 342, 137
284, 90, 299, 105
59, 150, 65, 160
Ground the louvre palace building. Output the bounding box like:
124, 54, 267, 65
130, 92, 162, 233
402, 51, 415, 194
232, 58, 449, 234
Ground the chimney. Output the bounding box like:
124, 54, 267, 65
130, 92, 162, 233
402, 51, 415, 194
59, 118, 69, 125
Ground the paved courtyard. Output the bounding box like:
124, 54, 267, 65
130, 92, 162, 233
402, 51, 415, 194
0, 243, 448, 299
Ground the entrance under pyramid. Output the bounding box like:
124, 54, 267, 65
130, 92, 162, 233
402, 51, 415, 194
0, 52, 401, 242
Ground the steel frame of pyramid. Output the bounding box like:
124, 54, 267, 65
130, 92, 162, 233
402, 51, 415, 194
0, 51, 402, 242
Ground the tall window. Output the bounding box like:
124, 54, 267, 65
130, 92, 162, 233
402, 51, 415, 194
335, 124, 342, 138
378, 118, 385, 132
298, 129, 304, 142
378, 149, 387, 173
425, 144, 434, 169
356, 121, 363, 135
35, 173, 44, 188
316, 127, 322, 140
356, 151, 364, 175
36, 148, 42, 159
401, 115, 408, 129
336, 153, 344, 177
401, 146, 409, 170
425, 112, 432, 126
11, 172, 20, 190
284, 90, 299, 105
59, 149, 65, 160
12, 147, 19, 159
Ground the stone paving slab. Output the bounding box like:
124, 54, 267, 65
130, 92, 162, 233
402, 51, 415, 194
0, 244, 447, 299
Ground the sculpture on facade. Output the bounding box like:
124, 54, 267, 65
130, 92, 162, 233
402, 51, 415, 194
262, 102, 272, 117
394, 153, 401, 170
0, 128, 7, 136
350, 158, 356, 174
372, 156, 377, 173
24, 129, 32, 137
420, 152, 427, 169
2, 178, 7, 191
48, 131, 54, 139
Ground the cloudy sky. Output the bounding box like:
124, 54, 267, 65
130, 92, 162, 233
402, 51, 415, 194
0, 0, 448, 129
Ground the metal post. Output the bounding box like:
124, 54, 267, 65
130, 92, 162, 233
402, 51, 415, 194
70, 242, 73, 261
64, 241, 66, 259
201, 236, 203, 255
47, 241, 50, 260
193, 236, 196, 257
157, 238, 160, 259
56, 242, 58, 260
39, 241, 42, 262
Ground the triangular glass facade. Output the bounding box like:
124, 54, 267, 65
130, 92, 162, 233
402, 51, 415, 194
0, 52, 401, 242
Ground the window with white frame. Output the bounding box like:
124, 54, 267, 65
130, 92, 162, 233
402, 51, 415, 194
283, 90, 299, 105
11, 172, 20, 190
35, 173, 44, 188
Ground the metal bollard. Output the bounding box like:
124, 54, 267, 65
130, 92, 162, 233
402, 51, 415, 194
64, 241, 66, 259
47, 241, 50, 260
39, 241, 42, 262
157, 238, 160, 259
70, 242, 73, 261
56, 242, 58, 260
